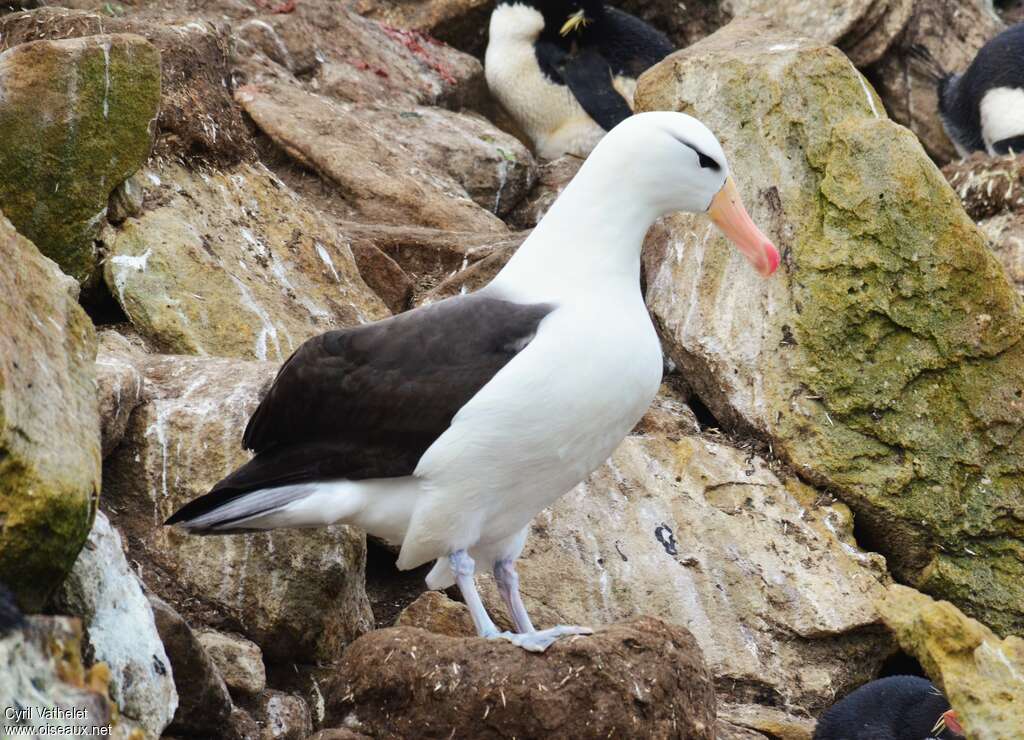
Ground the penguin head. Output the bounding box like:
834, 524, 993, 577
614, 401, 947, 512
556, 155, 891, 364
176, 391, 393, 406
493, 0, 604, 40
587, 112, 779, 276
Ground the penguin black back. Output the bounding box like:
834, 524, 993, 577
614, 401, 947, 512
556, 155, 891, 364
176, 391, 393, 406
936, 23, 1024, 155
813, 676, 964, 740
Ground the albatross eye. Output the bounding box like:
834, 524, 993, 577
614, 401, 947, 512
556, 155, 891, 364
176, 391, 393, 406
696, 151, 721, 171
670, 134, 722, 171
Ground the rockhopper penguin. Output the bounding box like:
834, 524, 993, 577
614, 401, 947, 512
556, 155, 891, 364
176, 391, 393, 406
485, 0, 674, 159
813, 675, 965, 740
917, 23, 1024, 156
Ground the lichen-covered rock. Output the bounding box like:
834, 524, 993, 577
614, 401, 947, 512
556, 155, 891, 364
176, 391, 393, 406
102, 162, 389, 361
636, 21, 1024, 635
103, 355, 374, 663
0, 617, 114, 736
149, 594, 234, 736
0, 8, 253, 165
475, 415, 891, 715
865, 0, 1005, 162
236, 82, 511, 232
0, 33, 159, 282
95, 330, 146, 458
722, 0, 912, 66
877, 585, 1024, 740
0, 213, 100, 611
326, 618, 717, 739
54, 511, 178, 736
195, 629, 266, 700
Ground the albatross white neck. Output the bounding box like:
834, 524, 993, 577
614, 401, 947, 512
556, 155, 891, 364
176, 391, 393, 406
488, 112, 736, 304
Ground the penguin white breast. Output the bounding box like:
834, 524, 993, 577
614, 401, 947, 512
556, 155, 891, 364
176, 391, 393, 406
980, 86, 1024, 154
485, 4, 606, 159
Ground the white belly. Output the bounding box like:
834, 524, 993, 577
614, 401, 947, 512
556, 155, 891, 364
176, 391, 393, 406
395, 298, 662, 569
980, 86, 1024, 154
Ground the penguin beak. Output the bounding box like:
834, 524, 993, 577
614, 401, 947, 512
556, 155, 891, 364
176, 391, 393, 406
931, 709, 964, 737
560, 9, 589, 36
707, 177, 780, 277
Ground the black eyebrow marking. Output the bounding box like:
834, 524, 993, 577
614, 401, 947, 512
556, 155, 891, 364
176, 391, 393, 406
671, 135, 721, 171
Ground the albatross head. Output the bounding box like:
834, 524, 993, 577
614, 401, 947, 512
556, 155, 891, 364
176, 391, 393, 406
593, 112, 780, 277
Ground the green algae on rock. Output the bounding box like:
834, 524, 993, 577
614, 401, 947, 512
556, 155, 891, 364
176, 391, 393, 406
877, 584, 1024, 740
0, 33, 160, 283
0, 212, 100, 611
636, 20, 1024, 635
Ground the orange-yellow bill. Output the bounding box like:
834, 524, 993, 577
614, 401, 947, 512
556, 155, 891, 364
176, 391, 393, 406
707, 176, 780, 277
936, 709, 963, 736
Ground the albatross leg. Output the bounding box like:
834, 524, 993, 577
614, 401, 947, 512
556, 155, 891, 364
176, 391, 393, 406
449, 551, 592, 652
493, 558, 535, 633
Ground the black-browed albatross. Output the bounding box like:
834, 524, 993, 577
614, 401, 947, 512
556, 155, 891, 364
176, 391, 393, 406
167, 112, 780, 652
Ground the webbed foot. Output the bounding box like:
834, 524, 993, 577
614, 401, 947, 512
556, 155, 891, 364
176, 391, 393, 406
487, 625, 593, 652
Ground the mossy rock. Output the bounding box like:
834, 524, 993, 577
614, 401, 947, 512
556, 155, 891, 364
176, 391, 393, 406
637, 20, 1024, 634
0, 212, 100, 611
0, 33, 160, 283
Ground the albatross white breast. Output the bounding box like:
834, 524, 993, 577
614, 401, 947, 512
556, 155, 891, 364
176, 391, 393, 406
167, 111, 780, 651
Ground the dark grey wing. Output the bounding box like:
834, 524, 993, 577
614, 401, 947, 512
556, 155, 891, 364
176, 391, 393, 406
166, 294, 554, 524
558, 47, 634, 131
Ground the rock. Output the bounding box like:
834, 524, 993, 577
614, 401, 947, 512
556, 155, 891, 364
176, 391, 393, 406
227, 706, 262, 740
326, 618, 717, 739
308, 730, 371, 740
474, 422, 890, 715
722, 0, 912, 66
636, 21, 1024, 635
0, 212, 100, 612
256, 690, 313, 740
420, 240, 520, 303
232, 1, 486, 110
352, 0, 494, 56
0, 8, 255, 165
149, 594, 234, 736
979, 212, 1024, 295
865, 0, 1005, 163
0, 616, 114, 736
196, 629, 267, 700
617, 0, 726, 50
341, 223, 526, 300
54, 511, 178, 736
0, 33, 160, 282
943, 153, 1024, 221
395, 591, 477, 636
103, 354, 374, 664
236, 82, 512, 232
107, 173, 146, 225
718, 704, 815, 740
877, 584, 1024, 740
356, 105, 535, 217
506, 155, 584, 230
95, 330, 146, 458
349, 241, 414, 314
102, 162, 389, 361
